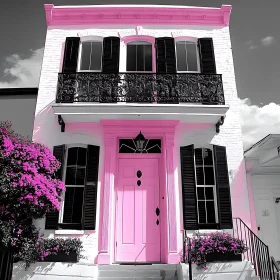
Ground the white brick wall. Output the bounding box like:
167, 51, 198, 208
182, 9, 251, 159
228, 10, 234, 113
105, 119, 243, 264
32, 23, 250, 267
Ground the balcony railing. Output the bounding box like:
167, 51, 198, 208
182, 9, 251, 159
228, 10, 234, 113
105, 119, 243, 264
233, 218, 274, 280
56, 72, 225, 105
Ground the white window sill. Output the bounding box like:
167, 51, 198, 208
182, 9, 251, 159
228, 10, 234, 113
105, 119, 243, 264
195, 229, 224, 235
55, 230, 84, 235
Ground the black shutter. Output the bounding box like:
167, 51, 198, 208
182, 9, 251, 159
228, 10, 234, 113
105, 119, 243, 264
213, 145, 233, 229
62, 37, 80, 73
180, 145, 198, 230
198, 38, 216, 74
155, 37, 178, 103
45, 145, 65, 229
100, 37, 120, 103
82, 145, 100, 230
155, 37, 176, 74
102, 37, 120, 74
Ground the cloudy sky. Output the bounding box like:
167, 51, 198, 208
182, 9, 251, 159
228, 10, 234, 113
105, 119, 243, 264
0, 0, 279, 150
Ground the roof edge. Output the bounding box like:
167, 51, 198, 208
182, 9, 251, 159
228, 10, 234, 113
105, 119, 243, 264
244, 134, 280, 156
0, 88, 38, 95
44, 4, 232, 27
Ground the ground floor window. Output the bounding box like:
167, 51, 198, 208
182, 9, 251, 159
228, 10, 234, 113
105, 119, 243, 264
194, 147, 218, 225
59, 146, 87, 229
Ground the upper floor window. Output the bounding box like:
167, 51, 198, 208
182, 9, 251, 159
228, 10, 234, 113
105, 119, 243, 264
176, 41, 199, 72
79, 41, 103, 71
126, 41, 153, 72
194, 147, 218, 225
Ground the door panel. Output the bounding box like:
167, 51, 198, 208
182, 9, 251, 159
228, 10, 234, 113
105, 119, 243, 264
116, 158, 160, 262
255, 197, 280, 260
122, 184, 135, 244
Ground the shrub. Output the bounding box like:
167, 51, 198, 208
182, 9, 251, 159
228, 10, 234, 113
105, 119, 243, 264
187, 232, 248, 269
0, 121, 70, 268
0, 120, 65, 224
16, 237, 83, 267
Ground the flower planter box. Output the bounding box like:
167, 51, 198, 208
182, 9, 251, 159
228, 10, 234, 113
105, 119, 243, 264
205, 251, 242, 262
41, 251, 78, 262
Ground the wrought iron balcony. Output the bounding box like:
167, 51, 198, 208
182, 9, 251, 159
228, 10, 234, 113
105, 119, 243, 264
56, 72, 225, 105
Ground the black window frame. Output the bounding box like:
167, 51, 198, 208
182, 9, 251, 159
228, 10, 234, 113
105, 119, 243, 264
180, 144, 232, 230
126, 40, 153, 72
175, 40, 200, 73
78, 40, 103, 72
194, 147, 219, 228
58, 144, 88, 230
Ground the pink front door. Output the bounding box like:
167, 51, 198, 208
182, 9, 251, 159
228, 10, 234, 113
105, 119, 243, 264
116, 158, 160, 262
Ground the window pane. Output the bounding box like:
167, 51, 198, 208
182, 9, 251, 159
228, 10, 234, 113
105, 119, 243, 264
127, 42, 152, 71
144, 45, 152, 71
72, 187, 84, 223
65, 167, 76, 185
206, 201, 216, 223
65, 167, 85, 185
80, 42, 91, 70
75, 167, 86, 185
195, 148, 203, 165
77, 147, 87, 166
127, 44, 136, 71
197, 187, 205, 200
176, 42, 187, 71
203, 149, 213, 165
204, 167, 215, 185
186, 43, 198, 71
198, 201, 206, 223
90, 42, 102, 71
67, 147, 78, 165
63, 187, 84, 224
196, 167, 204, 185
205, 187, 214, 200
63, 187, 74, 223
137, 45, 144, 71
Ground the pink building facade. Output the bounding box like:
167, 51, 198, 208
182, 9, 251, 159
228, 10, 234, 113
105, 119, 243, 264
32, 4, 252, 265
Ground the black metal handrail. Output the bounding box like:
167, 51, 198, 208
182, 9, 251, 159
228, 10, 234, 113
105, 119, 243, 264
56, 72, 225, 105
233, 217, 274, 280
0, 247, 14, 280
271, 257, 280, 280
182, 231, 193, 280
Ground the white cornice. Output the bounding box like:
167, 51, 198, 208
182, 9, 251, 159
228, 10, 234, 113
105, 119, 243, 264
44, 4, 232, 27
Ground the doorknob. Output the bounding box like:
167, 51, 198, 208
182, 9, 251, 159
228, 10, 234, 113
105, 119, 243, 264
156, 207, 160, 216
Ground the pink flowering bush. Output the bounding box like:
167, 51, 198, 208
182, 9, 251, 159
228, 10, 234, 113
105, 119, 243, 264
0, 121, 65, 220
187, 232, 248, 269
0, 121, 68, 267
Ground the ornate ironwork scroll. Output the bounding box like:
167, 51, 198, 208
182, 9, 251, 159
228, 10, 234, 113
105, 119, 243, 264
56, 72, 225, 105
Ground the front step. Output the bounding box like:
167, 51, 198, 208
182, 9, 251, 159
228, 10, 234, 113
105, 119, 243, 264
98, 264, 178, 280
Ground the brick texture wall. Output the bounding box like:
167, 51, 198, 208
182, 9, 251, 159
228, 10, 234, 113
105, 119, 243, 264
33, 24, 250, 264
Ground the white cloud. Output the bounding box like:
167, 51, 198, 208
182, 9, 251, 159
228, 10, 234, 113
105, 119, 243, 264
246, 36, 274, 51
0, 48, 44, 88
239, 98, 280, 150
248, 45, 257, 50
246, 40, 258, 51
261, 36, 274, 46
